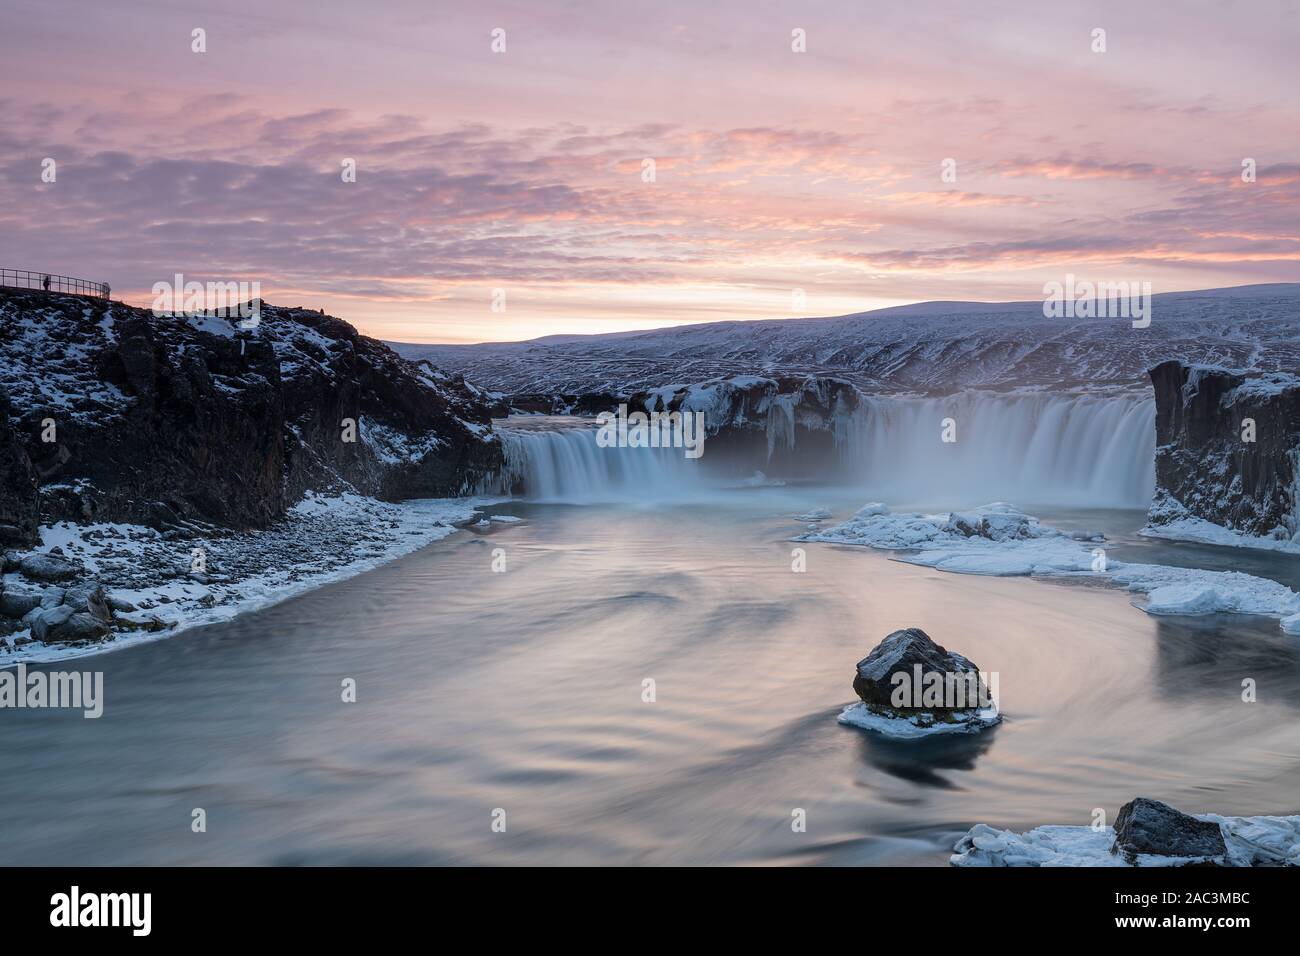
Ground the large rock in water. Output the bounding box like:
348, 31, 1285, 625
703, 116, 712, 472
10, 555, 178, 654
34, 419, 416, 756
1111, 797, 1227, 862
1147, 361, 1300, 540
852, 627, 989, 714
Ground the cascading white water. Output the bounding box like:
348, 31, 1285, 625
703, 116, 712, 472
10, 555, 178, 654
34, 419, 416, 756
846, 392, 1155, 508
493, 417, 704, 502
492, 394, 1156, 509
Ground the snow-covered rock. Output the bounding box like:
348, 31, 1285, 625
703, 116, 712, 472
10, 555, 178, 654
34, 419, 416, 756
1146, 360, 1300, 548
952, 798, 1300, 867
0, 288, 503, 533
1, 495, 488, 665
1111, 797, 1227, 862
839, 627, 1000, 738
628, 374, 861, 475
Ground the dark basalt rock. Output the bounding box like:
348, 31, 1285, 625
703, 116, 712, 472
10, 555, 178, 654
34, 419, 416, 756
0, 289, 504, 534
507, 392, 623, 416
17, 551, 80, 583
1111, 797, 1227, 862
852, 627, 989, 714
1147, 361, 1300, 539
29, 604, 109, 643
628, 374, 861, 479
0, 589, 43, 619
0, 390, 38, 547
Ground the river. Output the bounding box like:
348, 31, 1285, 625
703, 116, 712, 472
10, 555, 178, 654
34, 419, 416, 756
3, 463, 1299, 865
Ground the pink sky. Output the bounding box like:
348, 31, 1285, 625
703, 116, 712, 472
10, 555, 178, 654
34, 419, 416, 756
1, 0, 1297, 342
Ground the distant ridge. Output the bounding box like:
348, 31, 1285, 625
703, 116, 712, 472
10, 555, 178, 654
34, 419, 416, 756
389, 283, 1300, 396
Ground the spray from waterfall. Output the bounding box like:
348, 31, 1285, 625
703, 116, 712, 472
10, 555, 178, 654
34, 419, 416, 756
489, 393, 1156, 509
489, 417, 704, 502
846, 392, 1155, 508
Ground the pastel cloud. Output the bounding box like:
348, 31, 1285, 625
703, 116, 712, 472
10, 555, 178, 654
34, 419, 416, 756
0, 0, 1296, 342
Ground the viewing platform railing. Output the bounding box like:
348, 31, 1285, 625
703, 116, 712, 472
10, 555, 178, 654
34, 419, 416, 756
0, 269, 110, 299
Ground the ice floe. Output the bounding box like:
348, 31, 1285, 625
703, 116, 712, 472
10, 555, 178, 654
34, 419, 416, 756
800, 502, 1300, 633
951, 815, 1300, 867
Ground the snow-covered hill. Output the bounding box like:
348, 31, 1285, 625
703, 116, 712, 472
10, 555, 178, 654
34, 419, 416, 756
391, 284, 1300, 396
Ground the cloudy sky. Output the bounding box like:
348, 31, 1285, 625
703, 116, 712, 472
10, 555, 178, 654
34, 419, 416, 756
1, 0, 1297, 342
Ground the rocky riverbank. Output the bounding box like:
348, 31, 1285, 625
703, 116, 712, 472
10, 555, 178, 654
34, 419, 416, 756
0, 289, 510, 662
0, 494, 512, 665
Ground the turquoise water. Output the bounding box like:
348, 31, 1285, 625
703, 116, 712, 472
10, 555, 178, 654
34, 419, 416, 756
1, 488, 1298, 865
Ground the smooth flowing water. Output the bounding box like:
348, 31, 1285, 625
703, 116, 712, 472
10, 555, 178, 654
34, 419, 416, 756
2, 481, 1299, 866
848, 392, 1156, 509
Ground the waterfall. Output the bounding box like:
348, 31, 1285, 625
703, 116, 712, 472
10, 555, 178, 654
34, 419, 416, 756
492, 417, 704, 502
847, 392, 1155, 508
489, 393, 1156, 509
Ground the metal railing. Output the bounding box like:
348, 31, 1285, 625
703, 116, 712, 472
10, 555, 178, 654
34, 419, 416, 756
0, 269, 110, 299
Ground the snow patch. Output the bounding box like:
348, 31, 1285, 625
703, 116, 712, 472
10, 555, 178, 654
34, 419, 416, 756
1140, 515, 1300, 554
3, 495, 487, 666
803, 503, 1300, 632
838, 702, 1001, 739
951, 815, 1300, 867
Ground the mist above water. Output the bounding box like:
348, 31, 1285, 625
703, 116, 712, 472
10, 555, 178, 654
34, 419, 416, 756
846, 392, 1155, 510
496, 392, 1156, 511
493, 416, 704, 502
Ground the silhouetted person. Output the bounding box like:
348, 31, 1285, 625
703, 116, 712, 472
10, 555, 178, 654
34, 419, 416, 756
42, 274, 50, 291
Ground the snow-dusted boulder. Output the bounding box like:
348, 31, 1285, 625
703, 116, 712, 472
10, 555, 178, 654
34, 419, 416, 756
838, 628, 999, 737
952, 798, 1300, 867
0, 587, 42, 619
29, 604, 109, 643
1111, 797, 1226, 863
18, 549, 80, 582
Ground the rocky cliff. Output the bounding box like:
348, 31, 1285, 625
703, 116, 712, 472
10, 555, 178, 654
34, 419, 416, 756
1147, 360, 1300, 540
0, 289, 503, 539
628, 374, 862, 476
0, 390, 39, 546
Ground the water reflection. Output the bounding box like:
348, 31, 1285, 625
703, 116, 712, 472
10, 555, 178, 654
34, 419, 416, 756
852, 724, 999, 789
1149, 616, 1300, 709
